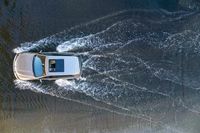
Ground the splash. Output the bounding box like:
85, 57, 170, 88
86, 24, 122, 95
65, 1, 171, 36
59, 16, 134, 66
14, 79, 46, 94
55, 79, 75, 87
13, 10, 130, 54
12, 38, 60, 53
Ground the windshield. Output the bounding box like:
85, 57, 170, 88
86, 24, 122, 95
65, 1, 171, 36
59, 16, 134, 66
33, 55, 45, 77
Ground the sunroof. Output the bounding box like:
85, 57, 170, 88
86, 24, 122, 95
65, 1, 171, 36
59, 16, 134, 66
49, 59, 64, 72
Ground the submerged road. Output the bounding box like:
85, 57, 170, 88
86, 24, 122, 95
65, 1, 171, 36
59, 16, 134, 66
1, 0, 200, 132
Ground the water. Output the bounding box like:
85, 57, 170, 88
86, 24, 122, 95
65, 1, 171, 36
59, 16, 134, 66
1, 0, 200, 133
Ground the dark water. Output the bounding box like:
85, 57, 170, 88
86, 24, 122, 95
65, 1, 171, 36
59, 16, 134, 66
1, 0, 200, 133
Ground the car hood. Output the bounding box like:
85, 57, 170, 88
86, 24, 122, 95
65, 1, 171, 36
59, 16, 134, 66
14, 53, 35, 80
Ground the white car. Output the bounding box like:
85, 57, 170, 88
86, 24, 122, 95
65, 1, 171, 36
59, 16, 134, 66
13, 52, 82, 80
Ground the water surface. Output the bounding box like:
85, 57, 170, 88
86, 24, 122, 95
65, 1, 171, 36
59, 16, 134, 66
1, 0, 200, 133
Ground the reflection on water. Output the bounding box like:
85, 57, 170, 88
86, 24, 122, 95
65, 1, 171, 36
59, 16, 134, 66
1, 0, 200, 133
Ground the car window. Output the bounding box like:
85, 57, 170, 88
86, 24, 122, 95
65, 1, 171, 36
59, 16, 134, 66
33, 56, 43, 77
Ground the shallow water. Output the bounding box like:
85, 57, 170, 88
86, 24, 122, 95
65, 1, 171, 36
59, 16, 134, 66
1, 0, 200, 133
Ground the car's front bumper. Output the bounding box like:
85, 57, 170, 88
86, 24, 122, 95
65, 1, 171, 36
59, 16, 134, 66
13, 54, 20, 79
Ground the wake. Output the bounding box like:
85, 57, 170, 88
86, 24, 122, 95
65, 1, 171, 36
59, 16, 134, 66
12, 9, 200, 133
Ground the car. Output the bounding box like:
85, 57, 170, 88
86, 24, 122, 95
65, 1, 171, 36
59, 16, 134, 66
13, 52, 82, 81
